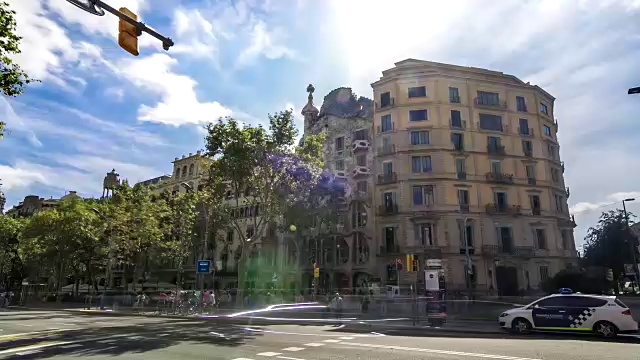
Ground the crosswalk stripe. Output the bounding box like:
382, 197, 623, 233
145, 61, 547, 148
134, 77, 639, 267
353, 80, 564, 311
257, 352, 282, 357
303, 343, 324, 347
282, 347, 304, 352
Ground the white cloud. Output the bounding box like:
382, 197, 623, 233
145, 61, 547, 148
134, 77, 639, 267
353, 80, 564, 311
0, 163, 47, 190
170, 8, 220, 60
117, 53, 233, 126
235, 20, 296, 68
570, 192, 640, 214
104, 87, 125, 101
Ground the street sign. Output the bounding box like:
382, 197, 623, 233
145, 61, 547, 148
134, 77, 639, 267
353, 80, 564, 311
197, 260, 211, 273
426, 259, 442, 268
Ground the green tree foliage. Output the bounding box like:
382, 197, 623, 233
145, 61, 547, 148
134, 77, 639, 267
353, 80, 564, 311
541, 268, 610, 295
159, 190, 198, 291
0, 214, 24, 288
0, 1, 36, 138
583, 209, 638, 287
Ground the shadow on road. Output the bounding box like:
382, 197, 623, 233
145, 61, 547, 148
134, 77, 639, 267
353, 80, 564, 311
1, 319, 263, 359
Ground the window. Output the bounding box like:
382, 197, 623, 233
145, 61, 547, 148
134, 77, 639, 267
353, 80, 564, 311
381, 114, 392, 132
540, 102, 548, 114
494, 191, 507, 207
478, 113, 503, 131
416, 223, 434, 246
525, 164, 536, 179
380, 92, 391, 107
530, 195, 541, 214
539, 266, 549, 282
535, 228, 547, 249
449, 87, 460, 103
335, 160, 344, 171
226, 230, 234, 244
412, 185, 434, 206
383, 192, 395, 207
458, 189, 469, 205
354, 129, 368, 141
452, 133, 464, 150
408, 86, 427, 98
384, 226, 396, 251
455, 158, 466, 174
476, 91, 500, 106
460, 222, 473, 248
182, 165, 187, 178
352, 203, 367, 228
246, 226, 255, 240
497, 226, 513, 253
543, 125, 552, 137
551, 168, 559, 183
490, 160, 501, 174
410, 130, 429, 145
175, 167, 181, 178
411, 156, 432, 173
522, 140, 533, 154
555, 194, 564, 212
516, 96, 527, 112
189, 164, 194, 176
487, 136, 501, 149
518, 118, 530, 135
409, 109, 428, 121
356, 154, 367, 167
450, 110, 462, 127
382, 161, 393, 175
335, 136, 344, 151
357, 180, 367, 193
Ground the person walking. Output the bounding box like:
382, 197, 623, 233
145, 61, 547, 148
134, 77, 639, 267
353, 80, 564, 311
329, 292, 343, 325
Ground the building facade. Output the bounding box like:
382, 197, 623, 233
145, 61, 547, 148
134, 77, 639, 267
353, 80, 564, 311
370, 59, 577, 295
5, 192, 82, 218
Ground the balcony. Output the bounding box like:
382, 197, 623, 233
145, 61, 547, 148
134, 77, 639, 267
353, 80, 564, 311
378, 204, 398, 216
352, 190, 370, 202
485, 203, 521, 216
474, 97, 507, 110
459, 204, 470, 213
524, 148, 533, 157
457, 171, 467, 180
352, 166, 371, 178
487, 144, 506, 155
532, 207, 541, 216
378, 144, 396, 156
485, 172, 514, 184
375, 97, 395, 110
352, 139, 370, 152
517, 105, 528, 113
453, 142, 465, 152
377, 172, 397, 185
376, 122, 395, 134
481, 244, 533, 257
450, 95, 461, 103
527, 177, 536, 185
450, 118, 466, 129
459, 246, 475, 255
519, 128, 534, 137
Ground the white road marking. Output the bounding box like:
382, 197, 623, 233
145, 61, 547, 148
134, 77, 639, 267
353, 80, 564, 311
60, 323, 77, 326
232, 358, 254, 360
303, 343, 324, 347
128, 335, 144, 340
338, 341, 541, 360
158, 333, 170, 337
16, 349, 43, 356
276, 356, 305, 360
322, 339, 341, 343
59, 344, 83, 349
338, 336, 354, 340
0, 341, 72, 355
370, 332, 386, 336
243, 327, 374, 337
257, 352, 282, 357
0, 329, 71, 340
282, 347, 304, 352
16, 324, 33, 327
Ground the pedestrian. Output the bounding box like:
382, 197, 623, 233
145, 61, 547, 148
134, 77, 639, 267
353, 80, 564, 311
329, 292, 343, 325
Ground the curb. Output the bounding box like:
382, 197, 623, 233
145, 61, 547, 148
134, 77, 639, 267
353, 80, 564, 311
343, 322, 505, 336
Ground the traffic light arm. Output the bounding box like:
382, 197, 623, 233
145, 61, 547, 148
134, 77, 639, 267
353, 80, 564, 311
94, 0, 174, 50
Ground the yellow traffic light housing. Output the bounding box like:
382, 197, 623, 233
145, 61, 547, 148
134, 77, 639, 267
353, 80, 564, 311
118, 7, 139, 56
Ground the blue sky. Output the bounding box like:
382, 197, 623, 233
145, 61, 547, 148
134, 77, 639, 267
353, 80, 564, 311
2, 0, 640, 249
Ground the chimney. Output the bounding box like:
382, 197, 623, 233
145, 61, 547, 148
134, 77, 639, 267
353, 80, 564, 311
182, 155, 186, 159
197, 150, 201, 155
174, 157, 179, 161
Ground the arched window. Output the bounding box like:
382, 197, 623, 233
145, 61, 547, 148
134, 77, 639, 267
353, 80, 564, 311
189, 164, 194, 176
351, 202, 367, 228
175, 167, 180, 178
182, 166, 187, 178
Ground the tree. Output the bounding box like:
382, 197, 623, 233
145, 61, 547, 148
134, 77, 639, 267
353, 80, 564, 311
109, 182, 168, 292
583, 209, 638, 293
204, 110, 327, 296
0, 214, 25, 289
159, 190, 198, 294
0, 1, 36, 139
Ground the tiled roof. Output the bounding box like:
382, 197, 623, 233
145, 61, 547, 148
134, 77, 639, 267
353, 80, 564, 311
319, 87, 373, 120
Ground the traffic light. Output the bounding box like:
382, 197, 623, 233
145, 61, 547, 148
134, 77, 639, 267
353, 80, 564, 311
395, 258, 403, 272
406, 254, 412, 272
412, 258, 419, 272
118, 7, 140, 56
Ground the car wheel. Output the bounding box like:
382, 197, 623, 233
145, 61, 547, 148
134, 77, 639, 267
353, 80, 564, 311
593, 321, 618, 338
511, 318, 532, 334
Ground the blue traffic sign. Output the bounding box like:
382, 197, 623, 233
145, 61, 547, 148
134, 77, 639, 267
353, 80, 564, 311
197, 260, 211, 273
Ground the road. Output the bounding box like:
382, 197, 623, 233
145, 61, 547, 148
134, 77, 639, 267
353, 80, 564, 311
1, 309, 639, 359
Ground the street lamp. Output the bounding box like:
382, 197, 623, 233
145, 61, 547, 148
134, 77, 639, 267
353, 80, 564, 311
622, 198, 640, 289
92, 208, 113, 310
180, 182, 210, 291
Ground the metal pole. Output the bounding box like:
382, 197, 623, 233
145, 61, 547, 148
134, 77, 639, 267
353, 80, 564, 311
93, 0, 174, 49
463, 217, 471, 297
622, 200, 639, 290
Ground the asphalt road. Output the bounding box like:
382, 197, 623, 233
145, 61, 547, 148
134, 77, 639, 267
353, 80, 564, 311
1, 310, 640, 359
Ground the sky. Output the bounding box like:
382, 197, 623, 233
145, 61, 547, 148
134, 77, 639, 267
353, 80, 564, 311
1, 0, 640, 249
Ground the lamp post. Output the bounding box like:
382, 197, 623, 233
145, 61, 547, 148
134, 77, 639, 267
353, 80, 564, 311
622, 198, 640, 289
92, 208, 112, 310
180, 182, 209, 291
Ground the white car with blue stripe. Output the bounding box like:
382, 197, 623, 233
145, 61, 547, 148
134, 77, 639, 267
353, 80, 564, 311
498, 289, 638, 337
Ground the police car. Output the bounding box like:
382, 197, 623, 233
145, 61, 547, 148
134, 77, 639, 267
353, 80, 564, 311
498, 289, 638, 337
